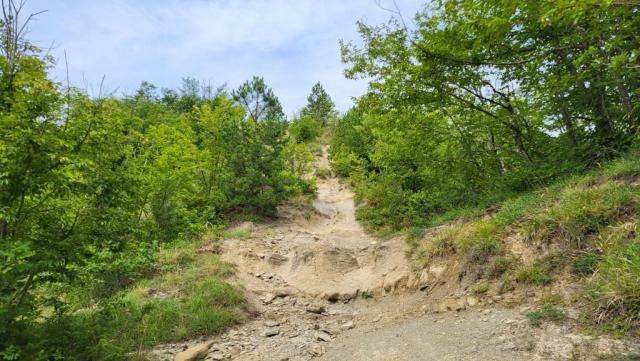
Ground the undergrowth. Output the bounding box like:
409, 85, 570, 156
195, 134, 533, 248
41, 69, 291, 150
21, 229, 245, 361
408, 155, 640, 335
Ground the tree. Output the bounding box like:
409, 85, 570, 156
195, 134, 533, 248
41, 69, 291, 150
302, 82, 336, 127
333, 0, 640, 228
232, 76, 284, 122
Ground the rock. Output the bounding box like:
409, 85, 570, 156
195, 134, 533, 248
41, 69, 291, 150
309, 344, 325, 357
315, 331, 332, 342
268, 253, 288, 266
383, 272, 409, 292
264, 319, 280, 327
418, 269, 430, 290
326, 289, 358, 302
306, 304, 326, 314
341, 321, 355, 330
435, 298, 466, 313
406, 272, 420, 289
466, 296, 479, 307
262, 328, 280, 337
428, 264, 447, 279
519, 306, 531, 315
274, 288, 294, 297
174, 341, 213, 361
262, 293, 276, 304
209, 351, 225, 360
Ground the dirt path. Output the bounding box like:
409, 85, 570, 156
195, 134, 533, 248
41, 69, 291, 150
153, 147, 637, 361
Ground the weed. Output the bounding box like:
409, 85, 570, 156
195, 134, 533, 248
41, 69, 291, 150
457, 220, 503, 264
572, 251, 601, 275
527, 305, 565, 327
470, 282, 490, 295
486, 256, 519, 278
516, 252, 565, 285
315, 167, 332, 179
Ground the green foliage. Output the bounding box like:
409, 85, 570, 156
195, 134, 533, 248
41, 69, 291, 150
289, 115, 322, 143
333, 0, 640, 229
572, 251, 602, 275
527, 305, 565, 327
24, 239, 242, 361
315, 167, 332, 180
0, 14, 310, 357
586, 240, 640, 333
516, 253, 565, 285
301, 82, 337, 128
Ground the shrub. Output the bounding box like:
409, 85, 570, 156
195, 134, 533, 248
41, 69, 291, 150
289, 115, 322, 143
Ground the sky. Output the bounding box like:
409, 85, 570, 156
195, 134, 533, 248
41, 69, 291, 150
22, 0, 425, 116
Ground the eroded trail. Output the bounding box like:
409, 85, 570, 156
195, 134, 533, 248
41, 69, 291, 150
153, 148, 636, 361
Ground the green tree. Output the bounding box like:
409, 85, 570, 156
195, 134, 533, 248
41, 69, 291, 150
232, 76, 284, 122
302, 82, 337, 127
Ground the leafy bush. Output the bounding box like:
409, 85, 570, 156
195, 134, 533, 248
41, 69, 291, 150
288, 115, 322, 143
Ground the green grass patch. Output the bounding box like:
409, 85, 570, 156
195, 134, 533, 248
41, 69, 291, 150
572, 251, 602, 275
486, 256, 519, 278
516, 252, 565, 285
457, 220, 504, 263
315, 167, 332, 179
526, 305, 565, 327
470, 282, 490, 295
586, 240, 640, 334
29, 234, 243, 360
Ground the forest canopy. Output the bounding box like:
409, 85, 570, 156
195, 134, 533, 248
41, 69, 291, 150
331, 0, 639, 228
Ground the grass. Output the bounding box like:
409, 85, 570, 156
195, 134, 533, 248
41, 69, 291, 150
572, 250, 602, 275
486, 256, 519, 278
408, 155, 640, 336
470, 282, 490, 295
527, 305, 565, 327
33, 229, 245, 360
516, 252, 565, 285
586, 239, 640, 334
315, 167, 332, 179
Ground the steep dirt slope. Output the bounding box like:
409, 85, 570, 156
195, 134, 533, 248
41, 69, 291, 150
151, 147, 638, 361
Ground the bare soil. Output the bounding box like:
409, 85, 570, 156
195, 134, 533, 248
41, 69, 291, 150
152, 147, 638, 361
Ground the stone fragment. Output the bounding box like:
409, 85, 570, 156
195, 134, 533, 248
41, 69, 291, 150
174, 341, 213, 361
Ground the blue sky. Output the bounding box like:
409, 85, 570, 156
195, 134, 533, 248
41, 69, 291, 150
23, 0, 425, 116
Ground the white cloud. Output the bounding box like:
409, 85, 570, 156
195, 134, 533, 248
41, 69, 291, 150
24, 0, 425, 115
